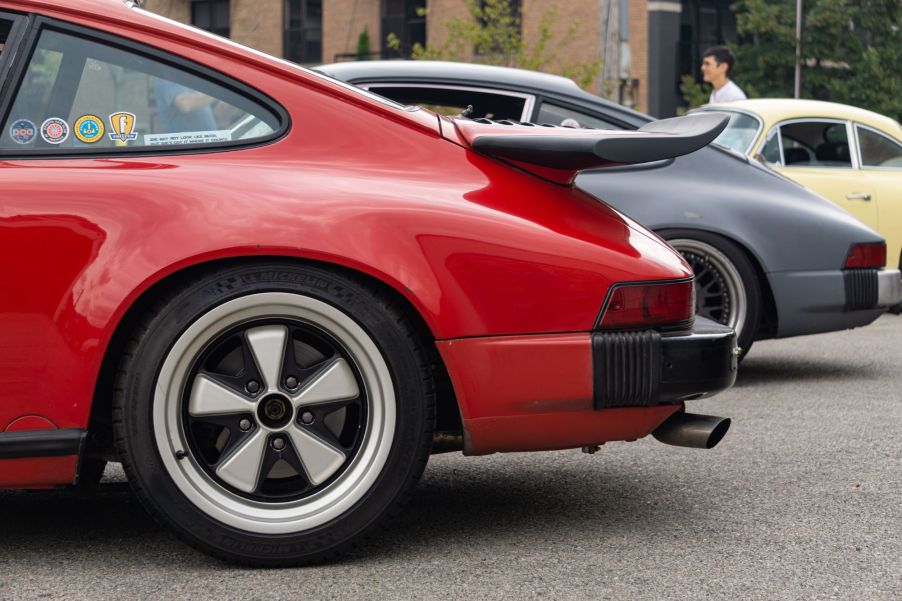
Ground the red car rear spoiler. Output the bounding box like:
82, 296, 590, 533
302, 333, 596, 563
453, 113, 729, 185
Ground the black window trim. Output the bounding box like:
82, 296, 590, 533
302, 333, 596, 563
0, 10, 31, 92
0, 15, 290, 160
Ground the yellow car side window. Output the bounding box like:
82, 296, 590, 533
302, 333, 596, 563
857, 126, 902, 168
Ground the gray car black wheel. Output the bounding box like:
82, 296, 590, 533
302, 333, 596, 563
113, 262, 434, 566
662, 230, 762, 359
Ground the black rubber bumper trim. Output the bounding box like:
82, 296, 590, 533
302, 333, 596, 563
593, 317, 738, 409
0, 428, 85, 459
843, 268, 878, 311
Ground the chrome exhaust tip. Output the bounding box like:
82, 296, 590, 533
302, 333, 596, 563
652, 412, 731, 449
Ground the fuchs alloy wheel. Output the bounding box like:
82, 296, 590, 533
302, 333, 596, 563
113, 263, 434, 566
661, 230, 762, 359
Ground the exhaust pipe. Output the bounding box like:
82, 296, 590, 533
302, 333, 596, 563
652, 412, 731, 449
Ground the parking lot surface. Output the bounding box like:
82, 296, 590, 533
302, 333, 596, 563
1, 315, 900, 600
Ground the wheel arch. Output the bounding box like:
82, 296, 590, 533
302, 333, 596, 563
655, 227, 779, 340
85, 255, 462, 463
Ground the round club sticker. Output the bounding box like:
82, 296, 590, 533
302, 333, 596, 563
74, 115, 104, 144
9, 119, 36, 144
41, 117, 70, 145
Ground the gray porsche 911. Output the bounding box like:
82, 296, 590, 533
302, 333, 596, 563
319, 60, 902, 357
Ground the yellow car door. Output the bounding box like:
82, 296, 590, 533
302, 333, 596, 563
767, 119, 879, 233
856, 123, 902, 270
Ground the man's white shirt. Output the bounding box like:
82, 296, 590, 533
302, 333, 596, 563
710, 80, 747, 103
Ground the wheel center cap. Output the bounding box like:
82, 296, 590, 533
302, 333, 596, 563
258, 394, 292, 429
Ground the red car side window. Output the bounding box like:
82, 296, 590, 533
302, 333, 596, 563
0, 27, 281, 152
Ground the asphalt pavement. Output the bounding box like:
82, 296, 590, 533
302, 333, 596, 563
1, 315, 900, 600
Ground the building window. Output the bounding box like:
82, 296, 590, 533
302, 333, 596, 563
191, 0, 230, 38
381, 0, 426, 58
285, 0, 322, 64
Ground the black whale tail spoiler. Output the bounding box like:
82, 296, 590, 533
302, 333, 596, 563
452, 113, 729, 185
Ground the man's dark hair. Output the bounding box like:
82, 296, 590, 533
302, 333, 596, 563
703, 45, 735, 75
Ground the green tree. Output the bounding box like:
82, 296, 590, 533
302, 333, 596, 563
386, 0, 601, 90
728, 0, 902, 121
356, 27, 372, 61
680, 74, 711, 111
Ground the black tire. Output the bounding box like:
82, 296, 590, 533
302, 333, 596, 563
659, 229, 762, 359
113, 262, 434, 566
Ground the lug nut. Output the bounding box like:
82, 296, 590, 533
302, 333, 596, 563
271, 437, 285, 450
238, 419, 252, 431
285, 375, 299, 389
246, 380, 261, 394
300, 411, 315, 425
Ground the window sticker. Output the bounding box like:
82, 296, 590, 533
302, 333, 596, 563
74, 115, 105, 144
108, 112, 138, 142
9, 119, 36, 144
41, 118, 69, 144
144, 130, 232, 146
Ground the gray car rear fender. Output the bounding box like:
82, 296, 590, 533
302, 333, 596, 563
574, 147, 883, 275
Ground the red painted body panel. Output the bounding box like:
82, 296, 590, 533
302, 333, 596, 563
0, 0, 693, 486
0, 456, 78, 488
0, 412, 75, 488
464, 406, 681, 455
4, 416, 58, 431
436, 334, 681, 454
437, 334, 595, 421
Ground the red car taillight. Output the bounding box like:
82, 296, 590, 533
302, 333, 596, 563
845, 242, 886, 268
598, 280, 695, 330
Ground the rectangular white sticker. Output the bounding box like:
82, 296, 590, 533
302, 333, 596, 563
144, 130, 232, 146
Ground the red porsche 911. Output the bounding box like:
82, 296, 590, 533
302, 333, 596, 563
0, 0, 737, 565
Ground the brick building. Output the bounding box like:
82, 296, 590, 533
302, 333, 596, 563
142, 0, 738, 117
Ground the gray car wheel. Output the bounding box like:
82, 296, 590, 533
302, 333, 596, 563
662, 230, 762, 358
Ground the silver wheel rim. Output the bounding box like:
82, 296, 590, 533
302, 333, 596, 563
669, 238, 748, 337
153, 292, 396, 534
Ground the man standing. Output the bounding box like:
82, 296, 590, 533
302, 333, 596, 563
701, 46, 747, 103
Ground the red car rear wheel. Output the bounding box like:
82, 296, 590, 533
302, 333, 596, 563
113, 262, 434, 566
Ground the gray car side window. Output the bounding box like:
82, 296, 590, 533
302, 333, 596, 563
536, 101, 618, 130
363, 84, 529, 121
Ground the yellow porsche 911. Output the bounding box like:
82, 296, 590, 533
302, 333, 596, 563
695, 99, 902, 273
